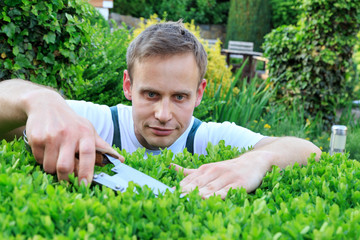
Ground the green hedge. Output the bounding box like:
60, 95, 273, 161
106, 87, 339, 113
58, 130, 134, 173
1, 138, 360, 239
263, 0, 360, 126
0, 0, 130, 105
0, 0, 96, 89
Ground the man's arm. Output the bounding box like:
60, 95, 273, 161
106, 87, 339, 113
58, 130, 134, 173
173, 136, 322, 199
0, 79, 123, 184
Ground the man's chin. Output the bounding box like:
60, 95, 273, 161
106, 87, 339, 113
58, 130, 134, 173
146, 137, 175, 150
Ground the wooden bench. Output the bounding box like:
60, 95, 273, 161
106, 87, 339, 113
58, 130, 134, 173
253, 56, 269, 80
228, 41, 254, 59
222, 41, 269, 80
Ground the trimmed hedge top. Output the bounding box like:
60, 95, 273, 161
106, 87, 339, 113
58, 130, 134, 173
1, 139, 360, 239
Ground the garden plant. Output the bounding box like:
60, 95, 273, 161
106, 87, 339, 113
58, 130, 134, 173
1, 0, 360, 239
263, 0, 360, 126
1, 137, 360, 239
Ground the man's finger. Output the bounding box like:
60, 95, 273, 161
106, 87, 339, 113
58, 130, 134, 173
203, 188, 229, 200
57, 143, 76, 182
28, 135, 45, 164
95, 135, 125, 163
31, 144, 45, 165
170, 163, 196, 176
42, 141, 59, 174
77, 138, 96, 185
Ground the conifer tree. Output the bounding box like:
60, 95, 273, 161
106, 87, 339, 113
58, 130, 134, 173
226, 0, 271, 51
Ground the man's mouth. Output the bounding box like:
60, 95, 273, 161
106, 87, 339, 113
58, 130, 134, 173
149, 127, 175, 136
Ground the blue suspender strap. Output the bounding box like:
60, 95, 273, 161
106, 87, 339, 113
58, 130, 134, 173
185, 117, 202, 154
110, 106, 122, 150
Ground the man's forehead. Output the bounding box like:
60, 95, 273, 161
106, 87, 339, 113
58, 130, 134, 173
131, 54, 201, 82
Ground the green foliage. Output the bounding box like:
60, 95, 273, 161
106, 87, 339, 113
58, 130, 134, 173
269, 0, 301, 28
112, 0, 230, 25
194, 72, 274, 125
71, 21, 130, 106
346, 125, 360, 161
0, 0, 96, 89
263, 0, 360, 127
225, 0, 271, 51
2, 138, 360, 238
0, 0, 130, 105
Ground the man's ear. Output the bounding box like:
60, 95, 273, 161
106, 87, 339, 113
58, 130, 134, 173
123, 70, 132, 100
195, 79, 207, 107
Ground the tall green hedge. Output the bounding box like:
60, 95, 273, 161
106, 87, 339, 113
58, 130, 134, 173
263, 0, 360, 126
1, 138, 360, 238
0, 0, 96, 89
225, 0, 271, 51
112, 0, 230, 25
0, 0, 130, 105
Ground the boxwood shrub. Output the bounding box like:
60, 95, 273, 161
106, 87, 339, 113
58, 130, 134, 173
1, 138, 360, 239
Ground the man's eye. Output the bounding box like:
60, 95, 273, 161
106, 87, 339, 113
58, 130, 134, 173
147, 92, 156, 98
175, 95, 184, 101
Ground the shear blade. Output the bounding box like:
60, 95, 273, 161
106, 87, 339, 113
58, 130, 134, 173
93, 162, 174, 196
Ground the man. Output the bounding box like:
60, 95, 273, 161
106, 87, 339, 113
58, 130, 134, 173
0, 21, 321, 199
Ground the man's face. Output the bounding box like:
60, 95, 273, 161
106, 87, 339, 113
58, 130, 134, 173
123, 53, 206, 149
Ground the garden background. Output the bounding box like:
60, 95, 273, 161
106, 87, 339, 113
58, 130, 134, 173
1, 0, 360, 238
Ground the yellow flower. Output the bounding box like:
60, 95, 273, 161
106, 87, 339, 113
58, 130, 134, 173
327, 137, 331, 141
264, 124, 271, 129
1, 52, 6, 59
320, 146, 323, 150
305, 138, 310, 140
253, 120, 258, 123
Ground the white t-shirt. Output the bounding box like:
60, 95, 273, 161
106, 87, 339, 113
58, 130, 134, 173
66, 100, 265, 156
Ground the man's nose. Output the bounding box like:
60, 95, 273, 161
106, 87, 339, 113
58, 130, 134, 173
154, 99, 172, 123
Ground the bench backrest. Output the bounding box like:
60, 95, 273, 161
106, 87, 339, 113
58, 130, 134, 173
228, 40, 253, 52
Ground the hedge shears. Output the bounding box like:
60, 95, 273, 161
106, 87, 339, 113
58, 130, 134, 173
23, 131, 173, 196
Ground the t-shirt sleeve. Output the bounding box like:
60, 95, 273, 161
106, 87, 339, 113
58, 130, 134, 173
194, 121, 265, 155
65, 100, 114, 145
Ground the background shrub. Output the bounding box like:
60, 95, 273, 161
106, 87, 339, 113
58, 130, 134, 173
225, 0, 271, 51
263, 0, 360, 127
112, 0, 230, 25
0, 0, 95, 90
346, 124, 360, 161
70, 22, 130, 106
269, 0, 301, 28
0, 0, 130, 105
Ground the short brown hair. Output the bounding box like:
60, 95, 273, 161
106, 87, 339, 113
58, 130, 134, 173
126, 20, 207, 84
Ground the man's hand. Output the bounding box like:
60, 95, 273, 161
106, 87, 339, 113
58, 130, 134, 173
0, 79, 124, 185
171, 150, 271, 199
26, 109, 124, 185
172, 137, 321, 199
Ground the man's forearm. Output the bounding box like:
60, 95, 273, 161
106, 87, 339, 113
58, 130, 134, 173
0, 79, 62, 138
253, 136, 322, 170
